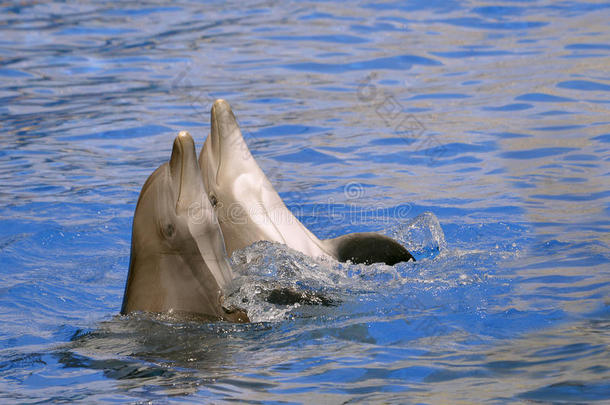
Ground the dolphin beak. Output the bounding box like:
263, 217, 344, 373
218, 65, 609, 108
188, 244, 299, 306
209, 99, 247, 183
169, 130, 203, 210
211, 99, 240, 144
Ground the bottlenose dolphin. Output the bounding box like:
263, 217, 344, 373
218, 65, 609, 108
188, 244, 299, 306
199, 99, 414, 265
121, 131, 248, 322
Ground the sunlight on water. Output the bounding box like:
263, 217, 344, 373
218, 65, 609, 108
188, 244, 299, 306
0, 0, 609, 403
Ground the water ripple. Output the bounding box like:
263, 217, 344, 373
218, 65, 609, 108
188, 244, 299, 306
0, 0, 608, 403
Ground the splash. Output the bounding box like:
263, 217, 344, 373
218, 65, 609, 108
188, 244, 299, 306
388, 212, 447, 260
224, 212, 447, 322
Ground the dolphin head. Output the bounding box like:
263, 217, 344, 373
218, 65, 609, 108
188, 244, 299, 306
200, 99, 253, 192
197, 100, 412, 265
121, 131, 246, 321
199, 100, 332, 258
199, 99, 280, 255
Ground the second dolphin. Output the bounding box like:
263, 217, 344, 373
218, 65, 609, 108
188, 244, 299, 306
199, 99, 414, 265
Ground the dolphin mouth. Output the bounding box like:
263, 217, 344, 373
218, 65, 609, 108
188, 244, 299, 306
170, 130, 201, 210
176, 131, 188, 204
210, 101, 224, 185
209, 99, 245, 186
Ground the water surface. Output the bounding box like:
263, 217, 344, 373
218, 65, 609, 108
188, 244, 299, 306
1, 0, 609, 403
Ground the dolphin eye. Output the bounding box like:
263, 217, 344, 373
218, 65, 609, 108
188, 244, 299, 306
162, 223, 175, 239
209, 194, 218, 207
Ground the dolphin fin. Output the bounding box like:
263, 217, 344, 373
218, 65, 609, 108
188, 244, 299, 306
322, 232, 415, 265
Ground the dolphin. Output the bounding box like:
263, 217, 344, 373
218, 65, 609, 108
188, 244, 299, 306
121, 131, 248, 322
199, 99, 414, 265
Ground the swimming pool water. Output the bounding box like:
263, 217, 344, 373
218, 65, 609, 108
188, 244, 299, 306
1, 1, 609, 403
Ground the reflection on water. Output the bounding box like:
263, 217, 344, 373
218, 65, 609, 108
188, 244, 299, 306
0, 0, 609, 403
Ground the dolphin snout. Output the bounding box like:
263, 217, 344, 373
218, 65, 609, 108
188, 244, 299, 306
170, 131, 197, 177
211, 99, 240, 143
211, 98, 230, 114
177, 130, 197, 155
169, 131, 205, 210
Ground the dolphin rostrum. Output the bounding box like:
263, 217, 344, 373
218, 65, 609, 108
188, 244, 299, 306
121, 131, 248, 322
199, 99, 414, 265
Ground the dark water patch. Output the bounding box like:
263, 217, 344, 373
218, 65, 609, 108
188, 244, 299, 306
167, 120, 207, 128
409, 93, 470, 100
531, 124, 586, 131
565, 43, 610, 51
558, 177, 588, 183
558, 80, 610, 92
54, 26, 138, 36
317, 145, 358, 154
563, 154, 598, 162
102, 7, 183, 17
349, 22, 405, 34
250, 97, 292, 104
585, 99, 610, 104
359, 150, 484, 167
500, 147, 578, 159
251, 124, 329, 138
562, 53, 608, 59
419, 141, 496, 158
455, 166, 480, 173
368, 137, 414, 146
515, 93, 574, 102
536, 109, 574, 116
519, 380, 610, 403
297, 11, 359, 22
546, 1, 610, 14
592, 133, 610, 143
274, 148, 343, 165
0, 68, 33, 77
530, 190, 610, 202
472, 6, 526, 17
535, 281, 609, 295
263, 34, 368, 44
282, 54, 442, 73
435, 17, 547, 30
378, 79, 401, 86
316, 86, 350, 92
362, 0, 461, 13
431, 49, 514, 58
59, 125, 172, 141
483, 103, 533, 111
520, 274, 591, 285
513, 255, 608, 271
489, 131, 532, 138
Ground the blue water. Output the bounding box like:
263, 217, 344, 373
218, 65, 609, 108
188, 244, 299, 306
1, 0, 609, 403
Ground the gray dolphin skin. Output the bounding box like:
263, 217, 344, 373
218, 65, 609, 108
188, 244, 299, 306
121, 131, 248, 322
199, 99, 414, 265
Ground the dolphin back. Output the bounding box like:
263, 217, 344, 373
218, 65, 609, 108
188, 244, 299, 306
322, 232, 415, 265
